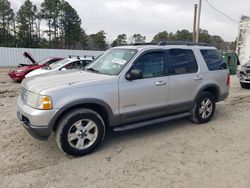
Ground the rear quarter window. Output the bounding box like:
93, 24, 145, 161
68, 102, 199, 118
200, 49, 227, 71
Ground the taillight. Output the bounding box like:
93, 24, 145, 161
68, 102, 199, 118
226, 74, 230, 86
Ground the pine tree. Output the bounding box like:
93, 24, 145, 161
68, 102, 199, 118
60, 0, 82, 49
0, 0, 14, 46
16, 0, 38, 47
41, 0, 61, 47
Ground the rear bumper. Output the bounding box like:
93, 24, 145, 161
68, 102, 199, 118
16, 96, 58, 140
218, 92, 229, 101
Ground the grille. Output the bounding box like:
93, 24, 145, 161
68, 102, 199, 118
20, 87, 28, 103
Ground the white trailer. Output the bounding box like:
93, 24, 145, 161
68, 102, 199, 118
236, 16, 250, 64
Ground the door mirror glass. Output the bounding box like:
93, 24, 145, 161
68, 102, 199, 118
126, 69, 143, 80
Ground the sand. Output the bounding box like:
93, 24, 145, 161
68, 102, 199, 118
0, 67, 250, 188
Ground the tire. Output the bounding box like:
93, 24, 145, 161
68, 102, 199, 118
240, 82, 250, 89
56, 108, 105, 156
191, 91, 216, 124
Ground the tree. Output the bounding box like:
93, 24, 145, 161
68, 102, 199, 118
60, 0, 82, 49
210, 35, 224, 50
198, 29, 212, 43
152, 31, 168, 43
80, 29, 88, 49
16, 0, 38, 47
88, 30, 107, 50
111, 34, 127, 47
174, 29, 192, 41
132, 33, 146, 43
168, 32, 176, 41
41, 0, 61, 46
0, 0, 14, 46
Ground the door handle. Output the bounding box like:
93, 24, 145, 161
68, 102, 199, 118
155, 80, 167, 86
194, 76, 202, 80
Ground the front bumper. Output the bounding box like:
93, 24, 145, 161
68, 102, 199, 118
16, 95, 58, 140
238, 71, 250, 84
8, 72, 25, 81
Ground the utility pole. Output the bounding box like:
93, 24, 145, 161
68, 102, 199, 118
193, 4, 198, 42
196, 0, 202, 42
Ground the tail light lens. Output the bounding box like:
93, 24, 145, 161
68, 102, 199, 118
226, 74, 230, 86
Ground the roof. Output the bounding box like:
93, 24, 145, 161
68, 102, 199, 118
113, 44, 216, 52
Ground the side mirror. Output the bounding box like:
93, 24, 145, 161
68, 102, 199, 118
61, 68, 67, 71
126, 69, 143, 81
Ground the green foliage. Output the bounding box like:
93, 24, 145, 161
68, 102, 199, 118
175, 29, 193, 41
132, 33, 146, 43
41, 0, 61, 44
111, 34, 127, 47
0, 0, 237, 51
152, 31, 168, 43
0, 0, 14, 46
60, 0, 82, 49
88, 30, 107, 50
16, 0, 38, 47
198, 29, 212, 43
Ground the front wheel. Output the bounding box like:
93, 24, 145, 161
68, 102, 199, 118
191, 92, 216, 124
56, 108, 105, 156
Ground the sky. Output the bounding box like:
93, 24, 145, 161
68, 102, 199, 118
10, 0, 250, 42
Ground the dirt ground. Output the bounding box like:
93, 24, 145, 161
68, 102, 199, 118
0, 67, 250, 188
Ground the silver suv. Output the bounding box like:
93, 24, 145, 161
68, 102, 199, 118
17, 43, 230, 156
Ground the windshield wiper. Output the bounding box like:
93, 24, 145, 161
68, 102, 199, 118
85, 67, 99, 73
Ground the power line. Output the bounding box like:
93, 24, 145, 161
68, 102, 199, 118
205, 0, 238, 23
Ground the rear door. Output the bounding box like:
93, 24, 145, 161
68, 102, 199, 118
167, 48, 202, 113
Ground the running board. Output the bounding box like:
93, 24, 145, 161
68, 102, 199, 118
113, 112, 192, 132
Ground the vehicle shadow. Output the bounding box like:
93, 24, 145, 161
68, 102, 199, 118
100, 117, 195, 151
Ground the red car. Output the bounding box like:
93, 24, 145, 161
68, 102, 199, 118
8, 52, 63, 82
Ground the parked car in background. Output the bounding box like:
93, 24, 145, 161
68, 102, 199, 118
17, 42, 229, 156
8, 52, 62, 81
25, 57, 93, 78
238, 58, 250, 88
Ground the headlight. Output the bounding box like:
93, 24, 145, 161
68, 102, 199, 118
240, 65, 247, 72
26, 92, 53, 110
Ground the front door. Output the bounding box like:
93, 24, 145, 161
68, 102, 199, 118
119, 50, 169, 124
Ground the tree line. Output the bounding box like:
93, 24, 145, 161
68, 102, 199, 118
0, 0, 235, 51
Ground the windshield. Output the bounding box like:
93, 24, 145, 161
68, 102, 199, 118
38, 58, 51, 65
48, 59, 71, 70
85, 49, 138, 75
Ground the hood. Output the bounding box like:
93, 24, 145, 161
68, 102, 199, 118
245, 60, 250, 67
25, 68, 49, 78
22, 70, 116, 94
23, 52, 37, 64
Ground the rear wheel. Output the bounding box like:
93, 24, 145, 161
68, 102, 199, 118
56, 108, 105, 156
191, 92, 216, 124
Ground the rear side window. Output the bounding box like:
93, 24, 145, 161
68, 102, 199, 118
168, 49, 198, 75
200, 49, 227, 71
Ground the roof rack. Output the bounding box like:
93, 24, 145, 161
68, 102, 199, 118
157, 41, 210, 46
131, 41, 210, 46
68, 55, 95, 59
132, 42, 157, 46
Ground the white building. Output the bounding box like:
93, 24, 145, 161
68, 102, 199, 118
236, 16, 250, 64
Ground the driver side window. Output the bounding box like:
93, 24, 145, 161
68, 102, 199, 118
133, 51, 166, 79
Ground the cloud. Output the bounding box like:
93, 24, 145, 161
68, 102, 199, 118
10, 0, 250, 42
